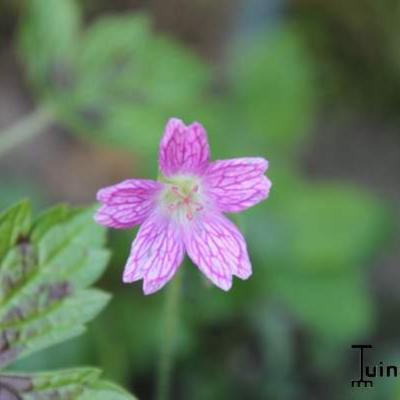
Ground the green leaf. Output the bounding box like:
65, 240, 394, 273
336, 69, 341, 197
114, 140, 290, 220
18, 0, 81, 95
0, 201, 135, 398
80, 380, 138, 400
0, 207, 109, 365
30, 204, 70, 242
0, 289, 110, 369
0, 204, 110, 368
0, 368, 137, 399
35, 207, 109, 288
0, 201, 31, 262
0, 207, 109, 318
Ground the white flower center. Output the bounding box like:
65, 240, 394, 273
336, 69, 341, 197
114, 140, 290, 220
159, 175, 204, 222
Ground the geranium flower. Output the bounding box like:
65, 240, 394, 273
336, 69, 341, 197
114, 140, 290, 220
94, 118, 271, 294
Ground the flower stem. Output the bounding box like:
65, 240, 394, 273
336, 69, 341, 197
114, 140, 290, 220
156, 270, 183, 400
0, 106, 55, 158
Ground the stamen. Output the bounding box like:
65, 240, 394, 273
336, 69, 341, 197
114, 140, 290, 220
171, 186, 184, 199
165, 179, 203, 221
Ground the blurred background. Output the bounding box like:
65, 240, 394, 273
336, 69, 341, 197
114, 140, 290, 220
0, 0, 399, 399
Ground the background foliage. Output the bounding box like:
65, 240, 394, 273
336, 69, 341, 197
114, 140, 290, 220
0, 0, 399, 399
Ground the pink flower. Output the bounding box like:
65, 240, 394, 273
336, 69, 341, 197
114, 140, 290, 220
95, 118, 271, 294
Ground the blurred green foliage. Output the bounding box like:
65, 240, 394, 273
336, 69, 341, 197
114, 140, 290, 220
250, 179, 391, 341
2, 0, 395, 399
229, 28, 315, 156
19, 0, 209, 153
19, 0, 80, 93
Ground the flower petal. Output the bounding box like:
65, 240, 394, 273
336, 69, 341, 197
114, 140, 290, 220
183, 212, 252, 291
159, 118, 210, 176
204, 157, 271, 213
123, 213, 185, 295
94, 179, 162, 229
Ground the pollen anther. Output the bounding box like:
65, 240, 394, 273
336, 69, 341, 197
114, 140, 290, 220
163, 178, 203, 221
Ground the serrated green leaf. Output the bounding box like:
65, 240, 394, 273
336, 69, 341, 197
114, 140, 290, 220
38, 207, 106, 263
0, 207, 108, 320
0, 203, 110, 368
18, 0, 81, 95
31, 368, 100, 396
0, 201, 135, 398
0, 285, 110, 368
0, 368, 98, 399
0, 201, 31, 262
79, 380, 138, 400
30, 204, 70, 242
0, 368, 137, 399
35, 208, 109, 288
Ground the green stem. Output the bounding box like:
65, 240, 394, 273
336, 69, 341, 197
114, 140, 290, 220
156, 270, 183, 400
0, 106, 55, 158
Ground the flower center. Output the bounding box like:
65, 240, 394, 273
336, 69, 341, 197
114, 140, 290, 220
160, 176, 204, 222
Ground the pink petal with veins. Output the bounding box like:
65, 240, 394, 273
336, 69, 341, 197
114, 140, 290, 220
183, 212, 252, 291
123, 213, 185, 295
159, 118, 210, 176
205, 157, 271, 213
94, 179, 162, 229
